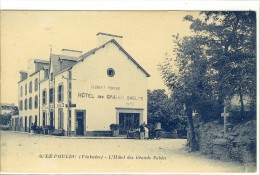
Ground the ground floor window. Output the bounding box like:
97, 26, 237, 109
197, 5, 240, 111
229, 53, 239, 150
20, 117, 23, 127
34, 115, 38, 126
42, 112, 46, 127
25, 116, 28, 132
29, 116, 32, 131
58, 108, 64, 129
50, 111, 54, 126
119, 113, 140, 135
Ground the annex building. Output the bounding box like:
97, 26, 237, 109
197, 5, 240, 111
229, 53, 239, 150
13, 33, 150, 136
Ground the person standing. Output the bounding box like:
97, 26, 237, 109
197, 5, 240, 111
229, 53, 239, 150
144, 125, 149, 139
139, 124, 145, 139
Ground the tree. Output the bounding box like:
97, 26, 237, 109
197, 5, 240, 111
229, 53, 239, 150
159, 11, 256, 151
186, 12, 256, 118
147, 89, 186, 133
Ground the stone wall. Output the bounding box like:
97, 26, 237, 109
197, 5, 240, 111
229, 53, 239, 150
194, 119, 256, 172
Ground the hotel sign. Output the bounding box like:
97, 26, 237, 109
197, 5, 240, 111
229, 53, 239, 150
77, 92, 143, 101
65, 104, 77, 108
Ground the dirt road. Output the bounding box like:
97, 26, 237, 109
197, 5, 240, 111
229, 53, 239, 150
0, 131, 246, 173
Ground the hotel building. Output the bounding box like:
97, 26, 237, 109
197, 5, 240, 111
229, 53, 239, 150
14, 33, 150, 136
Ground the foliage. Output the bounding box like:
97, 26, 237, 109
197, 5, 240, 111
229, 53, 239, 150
159, 11, 256, 121
159, 11, 256, 151
0, 125, 11, 130
110, 124, 119, 131
0, 114, 12, 125
147, 89, 186, 132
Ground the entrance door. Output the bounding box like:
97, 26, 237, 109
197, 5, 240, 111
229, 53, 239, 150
76, 111, 85, 136
119, 113, 140, 135
25, 116, 27, 132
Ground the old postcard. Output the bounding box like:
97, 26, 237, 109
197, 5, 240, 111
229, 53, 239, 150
0, 1, 259, 174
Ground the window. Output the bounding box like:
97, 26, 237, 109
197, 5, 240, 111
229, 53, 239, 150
29, 81, 32, 93
24, 99, 27, 110
42, 112, 46, 127
68, 71, 72, 79
20, 86, 23, 97
29, 97, 32, 109
50, 73, 53, 81
107, 68, 115, 77
19, 100, 23, 111
42, 90, 46, 105
34, 78, 38, 91
50, 111, 54, 126
35, 115, 38, 126
58, 84, 63, 102
25, 84, 27, 95
20, 117, 23, 127
69, 91, 72, 99
49, 88, 54, 103
58, 108, 64, 129
34, 95, 38, 109
68, 110, 71, 129
44, 70, 49, 79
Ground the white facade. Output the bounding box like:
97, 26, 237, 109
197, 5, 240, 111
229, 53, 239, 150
15, 33, 150, 136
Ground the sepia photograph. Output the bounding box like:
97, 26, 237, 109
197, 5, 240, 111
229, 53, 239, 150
0, 1, 259, 174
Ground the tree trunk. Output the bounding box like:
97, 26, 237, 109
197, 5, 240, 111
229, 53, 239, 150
186, 104, 198, 152
239, 86, 245, 119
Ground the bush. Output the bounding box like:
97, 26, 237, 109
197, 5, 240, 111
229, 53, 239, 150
110, 124, 119, 131
0, 114, 12, 125
0, 125, 11, 130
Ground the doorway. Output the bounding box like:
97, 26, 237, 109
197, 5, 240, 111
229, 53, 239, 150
75, 110, 86, 136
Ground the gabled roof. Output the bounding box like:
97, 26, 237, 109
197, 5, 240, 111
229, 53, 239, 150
54, 39, 150, 77
78, 39, 150, 77
111, 39, 150, 77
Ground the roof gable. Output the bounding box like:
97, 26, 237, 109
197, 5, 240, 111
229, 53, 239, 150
78, 39, 150, 77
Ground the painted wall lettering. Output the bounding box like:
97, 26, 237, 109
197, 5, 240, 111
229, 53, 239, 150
78, 92, 95, 98
90, 85, 120, 91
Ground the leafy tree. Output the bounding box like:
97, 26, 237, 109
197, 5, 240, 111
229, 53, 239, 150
159, 11, 256, 151
0, 114, 12, 125
147, 89, 186, 133
185, 12, 256, 118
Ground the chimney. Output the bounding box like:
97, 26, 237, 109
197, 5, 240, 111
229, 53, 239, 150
97, 32, 123, 47
20, 71, 28, 81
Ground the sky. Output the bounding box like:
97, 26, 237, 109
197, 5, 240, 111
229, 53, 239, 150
1, 11, 198, 105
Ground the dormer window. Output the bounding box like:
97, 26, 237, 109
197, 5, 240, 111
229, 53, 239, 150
44, 70, 49, 79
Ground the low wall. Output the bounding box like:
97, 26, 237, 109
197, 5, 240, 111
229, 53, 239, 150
161, 131, 178, 139
194, 119, 256, 170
